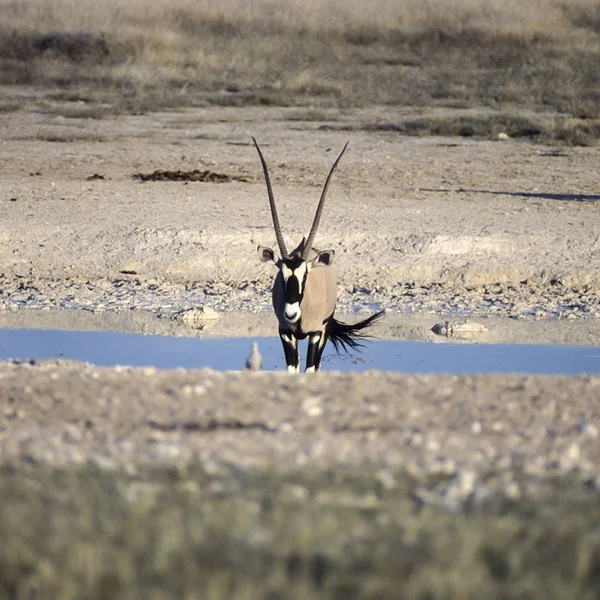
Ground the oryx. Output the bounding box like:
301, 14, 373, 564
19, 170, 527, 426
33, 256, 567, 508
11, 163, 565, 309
253, 138, 383, 373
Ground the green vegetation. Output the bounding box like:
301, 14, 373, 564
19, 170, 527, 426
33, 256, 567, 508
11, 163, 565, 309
1, 463, 600, 599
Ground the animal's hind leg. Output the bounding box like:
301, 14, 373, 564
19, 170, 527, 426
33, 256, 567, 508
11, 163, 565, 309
305, 332, 327, 373
280, 330, 299, 373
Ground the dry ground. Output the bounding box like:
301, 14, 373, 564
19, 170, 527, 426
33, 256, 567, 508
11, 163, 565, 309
1, 100, 599, 293
0, 96, 600, 598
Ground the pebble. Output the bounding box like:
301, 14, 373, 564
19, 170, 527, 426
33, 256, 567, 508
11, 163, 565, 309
0, 275, 597, 320
302, 397, 324, 417
577, 421, 599, 438
505, 481, 521, 499
376, 469, 396, 490
431, 319, 488, 338
62, 423, 82, 443
471, 421, 482, 434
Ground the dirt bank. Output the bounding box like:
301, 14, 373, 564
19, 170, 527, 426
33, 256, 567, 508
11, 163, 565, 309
2, 360, 600, 503
1, 102, 599, 319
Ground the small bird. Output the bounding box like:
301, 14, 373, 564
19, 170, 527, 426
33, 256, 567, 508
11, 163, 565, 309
245, 342, 263, 371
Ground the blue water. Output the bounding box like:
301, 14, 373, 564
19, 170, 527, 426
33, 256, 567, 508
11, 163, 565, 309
0, 328, 598, 374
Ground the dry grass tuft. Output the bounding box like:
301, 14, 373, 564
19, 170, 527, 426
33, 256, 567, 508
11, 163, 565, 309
334, 113, 600, 146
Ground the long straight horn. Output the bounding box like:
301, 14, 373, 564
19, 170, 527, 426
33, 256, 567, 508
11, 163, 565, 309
252, 137, 288, 259
301, 142, 348, 260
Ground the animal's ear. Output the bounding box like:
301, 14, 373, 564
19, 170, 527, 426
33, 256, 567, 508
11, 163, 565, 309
258, 245, 277, 263
311, 249, 335, 267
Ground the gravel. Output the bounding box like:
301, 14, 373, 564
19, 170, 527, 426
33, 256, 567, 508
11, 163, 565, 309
1, 274, 599, 321
2, 360, 600, 507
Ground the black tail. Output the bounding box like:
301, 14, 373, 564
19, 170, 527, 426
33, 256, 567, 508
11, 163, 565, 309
327, 310, 385, 354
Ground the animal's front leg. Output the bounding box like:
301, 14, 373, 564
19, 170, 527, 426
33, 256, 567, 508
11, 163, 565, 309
305, 332, 326, 373
280, 330, 299, 373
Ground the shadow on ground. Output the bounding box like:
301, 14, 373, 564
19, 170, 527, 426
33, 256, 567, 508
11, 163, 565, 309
422, 188, 600, 202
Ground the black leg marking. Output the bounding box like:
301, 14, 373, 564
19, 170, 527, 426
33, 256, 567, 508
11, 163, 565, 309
313, 332, 329, 371
307, 320, 332, 372
280, 330, 299, 373
306, 332, 326, 372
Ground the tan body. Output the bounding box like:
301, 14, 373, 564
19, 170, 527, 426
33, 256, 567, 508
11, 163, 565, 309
272, 247, 337, 336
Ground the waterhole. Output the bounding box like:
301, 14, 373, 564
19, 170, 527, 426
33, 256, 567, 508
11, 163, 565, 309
0, 327, 598, 374
0, 310, 598, 374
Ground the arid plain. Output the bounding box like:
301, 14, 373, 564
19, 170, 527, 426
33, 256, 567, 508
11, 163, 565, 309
1, 0, 600, 597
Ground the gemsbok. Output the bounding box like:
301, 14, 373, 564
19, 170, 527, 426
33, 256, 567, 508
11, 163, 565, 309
253, 138, 384, 373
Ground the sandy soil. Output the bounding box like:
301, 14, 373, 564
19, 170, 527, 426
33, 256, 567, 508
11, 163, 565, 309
1, 96, 600, 499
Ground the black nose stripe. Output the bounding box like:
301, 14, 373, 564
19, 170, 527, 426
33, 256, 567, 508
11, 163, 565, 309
286, 274, 301, 303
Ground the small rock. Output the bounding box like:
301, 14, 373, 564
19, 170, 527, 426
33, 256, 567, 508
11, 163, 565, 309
442, 470, 477, 511
302, 397, 324, 417
63, 423, 82, 443
376, 469, 396, 490
426, 438, 440, 452
285, 484, 309, 501
471, 421, 482, 434
176, 307, 220, 328
88, 454, 117, 470
431, 320, 487, 339
577, 421, 599, 438
456, 470, 476, 495
505, 481, 521, 499
566, 442, 580, 462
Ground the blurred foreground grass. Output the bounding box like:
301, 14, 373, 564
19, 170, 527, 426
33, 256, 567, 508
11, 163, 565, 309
2, 463, 600, 599
1, 0, 599, 129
